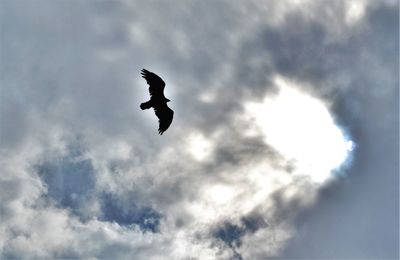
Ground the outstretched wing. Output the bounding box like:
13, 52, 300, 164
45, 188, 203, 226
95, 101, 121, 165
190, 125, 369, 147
141, 69, 166, 97
154, 103, 174, 135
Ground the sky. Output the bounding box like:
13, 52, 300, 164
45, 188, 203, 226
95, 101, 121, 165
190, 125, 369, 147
0, 0, 398, 259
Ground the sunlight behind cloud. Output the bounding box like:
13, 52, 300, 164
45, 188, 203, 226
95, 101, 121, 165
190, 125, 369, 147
245, 76, 354, 183
186, 133, 213, 161
345, 0, 366, 25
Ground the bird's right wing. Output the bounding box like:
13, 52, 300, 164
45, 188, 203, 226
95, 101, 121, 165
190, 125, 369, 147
141, 69, 166, 97
154, 104, 174, 135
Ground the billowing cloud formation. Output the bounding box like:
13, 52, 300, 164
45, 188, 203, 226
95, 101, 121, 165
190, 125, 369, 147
0, 0, 398, 259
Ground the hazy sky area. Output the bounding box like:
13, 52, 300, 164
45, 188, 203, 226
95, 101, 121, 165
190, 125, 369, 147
0, 0, 398, 259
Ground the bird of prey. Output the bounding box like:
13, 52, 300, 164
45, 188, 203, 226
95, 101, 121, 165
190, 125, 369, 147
140, 69, 174, 135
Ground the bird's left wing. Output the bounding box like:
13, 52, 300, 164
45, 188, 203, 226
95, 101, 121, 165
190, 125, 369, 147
141, 69, 166, 97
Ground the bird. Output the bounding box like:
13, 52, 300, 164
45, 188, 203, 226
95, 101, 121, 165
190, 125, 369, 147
140, 69, 174, 135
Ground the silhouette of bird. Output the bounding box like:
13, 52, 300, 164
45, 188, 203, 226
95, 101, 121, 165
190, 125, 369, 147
140, 69, 174, 135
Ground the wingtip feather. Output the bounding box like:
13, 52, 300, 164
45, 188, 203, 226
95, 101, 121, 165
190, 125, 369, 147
141, 69, 151, 79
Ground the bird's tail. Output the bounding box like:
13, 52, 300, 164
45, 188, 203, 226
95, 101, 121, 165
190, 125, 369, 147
140, 101, 152, 110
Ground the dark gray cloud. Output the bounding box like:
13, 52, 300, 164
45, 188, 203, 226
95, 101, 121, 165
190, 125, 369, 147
279, 3, 399, 259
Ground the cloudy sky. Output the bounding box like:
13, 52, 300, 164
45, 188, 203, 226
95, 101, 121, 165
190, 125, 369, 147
0, 0, 398, 259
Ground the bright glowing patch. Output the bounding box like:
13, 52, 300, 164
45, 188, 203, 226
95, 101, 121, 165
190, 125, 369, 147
345, 0, 366, 25
199, 91, 216, 103
207, 184, 236, 205
186, 133, 213, 161
245, 76, 353, 183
